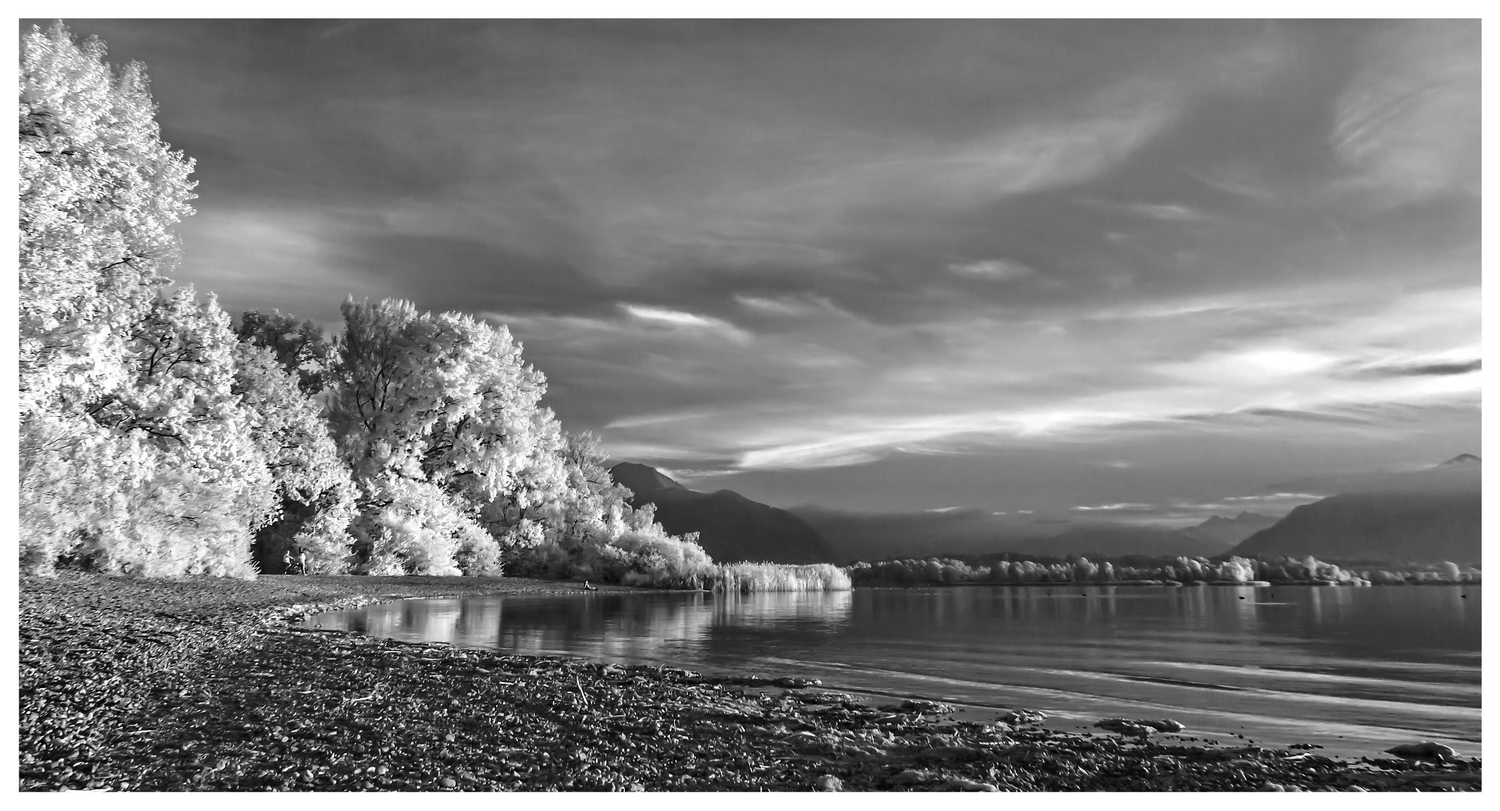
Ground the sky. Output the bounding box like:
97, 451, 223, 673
27, 19, 1481, 522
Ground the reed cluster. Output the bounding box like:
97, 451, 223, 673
712, 562, 852, 593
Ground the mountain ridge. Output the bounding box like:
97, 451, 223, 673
1231, 456, 1480, 564
608, 463, 835, 565
1181, 512, 1278, 547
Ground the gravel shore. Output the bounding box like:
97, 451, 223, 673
19, 572, 1482, 791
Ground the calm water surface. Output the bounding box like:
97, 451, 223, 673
307, 585, 1480, 759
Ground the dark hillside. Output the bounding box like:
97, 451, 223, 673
609, 463, 835, 565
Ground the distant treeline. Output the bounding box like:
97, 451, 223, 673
846, 555, 1482, 587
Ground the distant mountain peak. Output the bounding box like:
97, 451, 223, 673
1182, 511, 1278, 547
1194, 511, 1273, 528
1438, 453, 1481, 467
608, 462, 689, 498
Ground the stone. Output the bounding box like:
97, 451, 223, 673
941, 777, 1000, 791
893, 769, 932, 786
1144, 719, 1186, 733
1383, 742, 1460, 762
1001, 709, 1047, 724
900, 699, 955, 714
814, 774, 842, 792
1094, 718, 1155, 738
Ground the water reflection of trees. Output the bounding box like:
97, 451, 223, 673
712, 589, 853, 628
321, 590, 854, 664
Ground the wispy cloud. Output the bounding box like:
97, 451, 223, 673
553, 82, 1182, 279
1128, 202, 1211, 222
620, 304, 741, 333
1331, 21, 1479, 207
603, 410, 716, 430
1072, 502, 1155, 512
1235, 407, 1375, 426
1343, 358, 1480, 379
1171, 492, 1327, 519
734, 294, 854, 320
177, 209, 398, 321
946, 259, 1035, 281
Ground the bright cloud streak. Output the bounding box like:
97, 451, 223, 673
1072, 503, 1155, 512
946, 259, 1035, 281
620, 304, 735, 330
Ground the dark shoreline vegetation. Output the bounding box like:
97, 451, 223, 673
20, 573, 1481, 792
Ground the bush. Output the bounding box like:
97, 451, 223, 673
713, 562, 852, 593
348, 477, 493, 576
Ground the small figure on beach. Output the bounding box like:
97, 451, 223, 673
582, 580, 598, 591
282, 549, 293, 574
298, 549, 308, 576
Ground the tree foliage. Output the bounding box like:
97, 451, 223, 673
17, 25, 323, 578
327, 298, 554, 575
19, 22, 195, 417
233, 341, 356, 574
236, 309, 336, 396
20, 289, 274, 577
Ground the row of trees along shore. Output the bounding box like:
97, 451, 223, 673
17, 23, 847, 593
848, 555, 1482, 588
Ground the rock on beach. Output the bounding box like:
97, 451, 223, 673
1384, 742, 1461, 763
1001, 709, 1048, 725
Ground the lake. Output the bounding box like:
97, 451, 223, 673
304, 584, 1481, 759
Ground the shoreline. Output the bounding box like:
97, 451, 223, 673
850, 578, 1481, 588
20, 572, 1481, 791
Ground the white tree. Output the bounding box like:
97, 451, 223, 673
556, 431, 637, 540
19, 22, 195, 417
22, 289, 274, 576
348, 476, 488, 577
329, 298, 565, 575
15, 24, 279, 577
233, 341, 357, 573
326, 298, 722, 580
